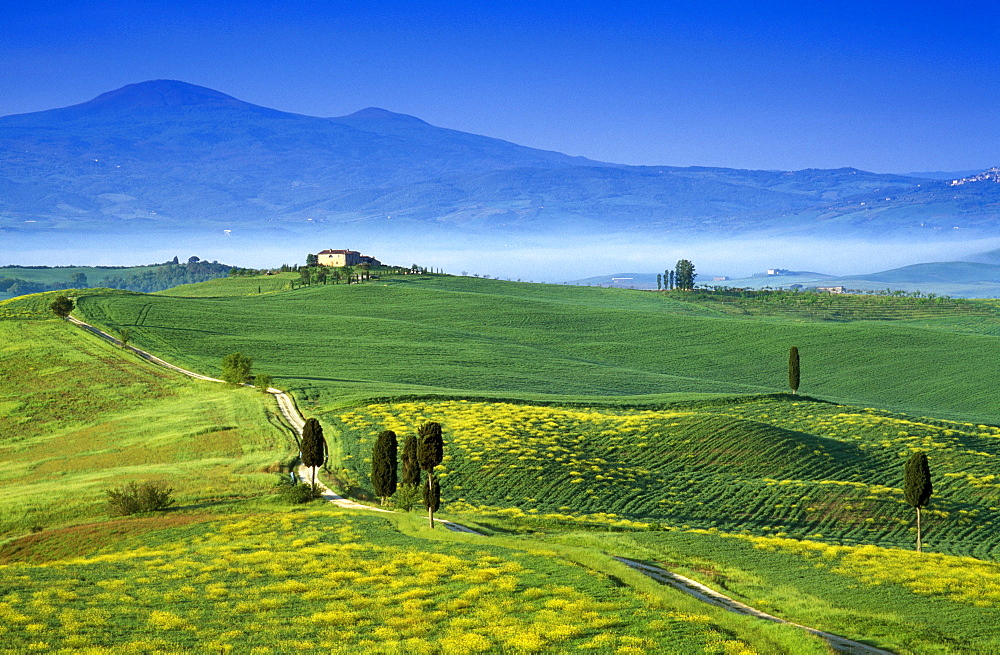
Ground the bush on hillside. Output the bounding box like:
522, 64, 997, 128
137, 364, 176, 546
391, 484, 422, 512
274, 474, 322, 504
221, 352, 253, 385
255, 372, 273, 392
106, 481, 175, 516
50, 295, 74, 318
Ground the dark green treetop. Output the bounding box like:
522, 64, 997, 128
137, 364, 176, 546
301, 417, 327, 488
675, 259, 696, 290
402, 434, 421, 487
371, 430, 399, 504
50, 295, 74, 318
417, 422, 444, 472
788, 346, 800, 394
904, 451, 932, 509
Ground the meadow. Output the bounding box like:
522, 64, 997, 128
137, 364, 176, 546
0, 318, 293, 537
557, 528, 1000, 654
333, 396, 1000, 557
5, 276, 1000, 652
0, 507, 820, 654
56, 274, 1000, 423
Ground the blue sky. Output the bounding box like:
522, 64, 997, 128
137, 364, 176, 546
3, 0, 998, 172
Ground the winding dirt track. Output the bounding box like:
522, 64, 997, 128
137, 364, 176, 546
614, 557, 893, 655
67, 314, 893, 653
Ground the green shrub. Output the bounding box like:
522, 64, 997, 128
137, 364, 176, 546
274, 474, 321, 504
221, 352, 253, 385
255, 372, 273, 392
391, 484, 422, 511
106, 481, 175, 516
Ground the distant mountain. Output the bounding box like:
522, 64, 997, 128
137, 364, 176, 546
3, 79, 1000, 242
850, 261, 1000, 285
903, 170, 986, 180
717, 261, 1000, 298
964, 248, 1000, 265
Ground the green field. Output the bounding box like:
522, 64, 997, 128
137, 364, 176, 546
4, 275, 1000, 652
559, 529, 1000, 653
0, 319, 293, 536
60, 274, 1000, 423
1, 507, 825, 654
334, 396, 1000, 557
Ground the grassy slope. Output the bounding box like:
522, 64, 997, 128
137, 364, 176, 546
0, 507, 823, 654
5, 277, 1000, 651
70, 274, 1000, 423
335, 397, 1000, 557
0, 310, 823, 654
0, 318, 293, 537
559, 529, 1000, 654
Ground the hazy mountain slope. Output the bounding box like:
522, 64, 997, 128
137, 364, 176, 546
849, 261, 1000, 284
2, 80, 999, 240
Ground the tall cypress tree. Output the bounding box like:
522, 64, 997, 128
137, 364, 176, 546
402, 434, 421, 487
423, 474, 440, 516
656, 273, 662, 291
788, 346, 800, 394
371, 430, 398, 505
904, 452, 933, 552
301, 418, 326, 489
417, 422, 444, 528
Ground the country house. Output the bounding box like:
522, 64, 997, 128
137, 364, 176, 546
317, 249, 381, 267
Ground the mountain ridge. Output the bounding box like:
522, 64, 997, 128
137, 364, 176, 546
2, 79, 999, 243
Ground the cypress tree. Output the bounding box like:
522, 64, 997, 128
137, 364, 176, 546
371, 430, 398, 505
656, 273, 662, 291
417, 422, 444, 528
423, 474, 440, 515
301, 418, 327, 489
402, 434, 421, 487
904, 451, 933, 552
788, 346, 800, 394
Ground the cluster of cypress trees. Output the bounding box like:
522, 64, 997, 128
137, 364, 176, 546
370, 421, 444, 527
656, 260, 696, 291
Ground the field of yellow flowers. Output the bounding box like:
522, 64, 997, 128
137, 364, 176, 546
334, 396, 1000, 556
0, 508, 757, 653
557, 524, 1000, 654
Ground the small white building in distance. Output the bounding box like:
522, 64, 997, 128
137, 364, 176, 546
317, 249, 381, 267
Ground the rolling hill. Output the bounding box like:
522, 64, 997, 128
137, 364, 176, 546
4, 276, 1000, 652
49, 273, 1000, 424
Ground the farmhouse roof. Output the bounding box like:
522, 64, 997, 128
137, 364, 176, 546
318, 249, 360, 255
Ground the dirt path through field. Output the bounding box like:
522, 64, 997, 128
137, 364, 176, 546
614, 557, 894, 654
67, 314, 892, 653
65, 316, 483, 532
